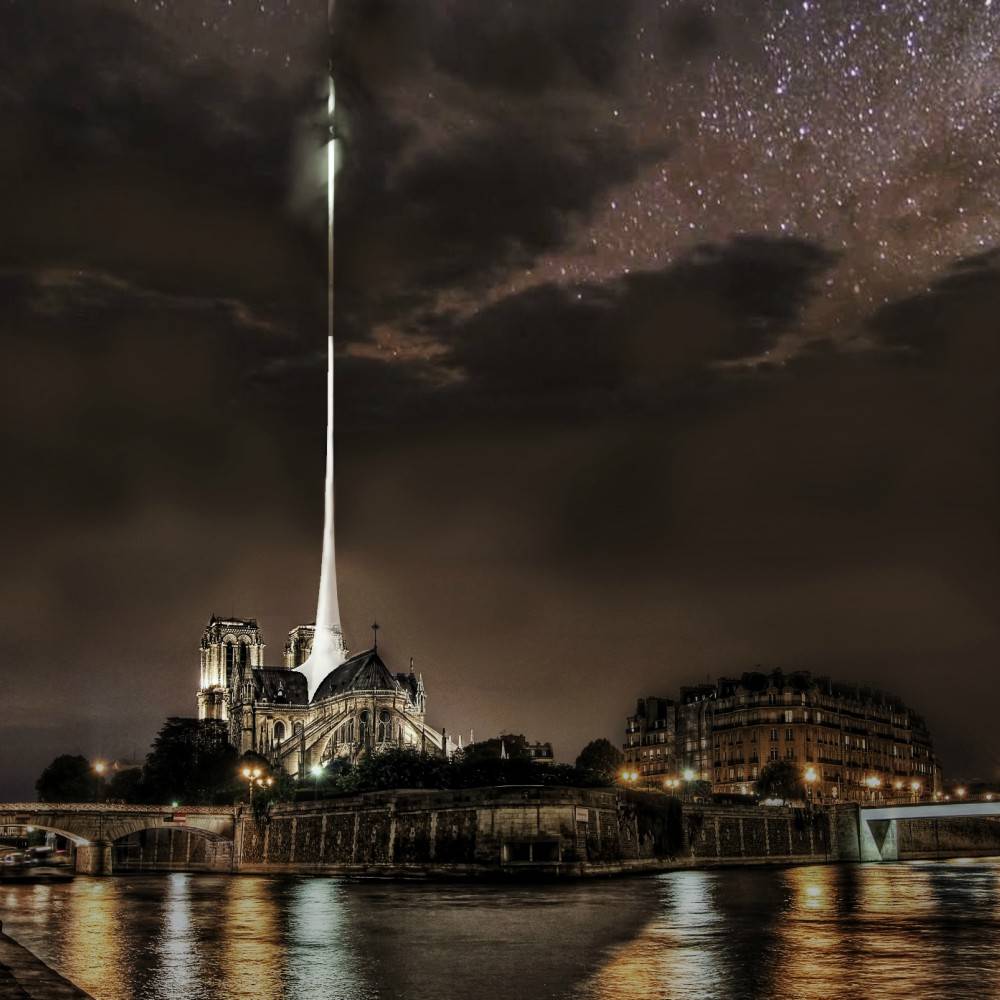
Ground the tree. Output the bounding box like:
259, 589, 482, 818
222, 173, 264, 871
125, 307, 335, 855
755, 760, 805, 803
141, 718, 239, 805
105, 767, 143, 803
575, 739, 623, 782
35, 755, 98, 803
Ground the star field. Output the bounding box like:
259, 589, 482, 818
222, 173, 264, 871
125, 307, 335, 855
512, 1, 1000, 360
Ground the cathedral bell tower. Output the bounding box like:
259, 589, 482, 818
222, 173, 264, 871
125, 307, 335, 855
197, 616, 265, 720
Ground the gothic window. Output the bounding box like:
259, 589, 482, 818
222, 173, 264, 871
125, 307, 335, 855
273, 721, 286, 744
359, 711, 370, 744
378, 711, 391, 742
239, 640, 250, 667
225, 641, 236, 674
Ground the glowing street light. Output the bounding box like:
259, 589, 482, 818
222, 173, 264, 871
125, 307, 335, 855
92, 761, 107, 775
309, 762, 327, 800
682, 769, 696, 782
241, 766, 273, 804
956, 786, 967, 799
803, 766, 818, 804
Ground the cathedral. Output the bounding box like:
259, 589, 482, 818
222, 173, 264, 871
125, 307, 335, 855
195, 616, 448, 776
195, 339, 452, 775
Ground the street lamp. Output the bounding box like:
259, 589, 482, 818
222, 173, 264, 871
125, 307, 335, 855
682, 768, 695, 782
955, 786, 966, 799
310, 763, 326, 800
864, 775, 882, 802
241, 766, 273, 804
910, 780, 921, 801
804, 767, 818, 804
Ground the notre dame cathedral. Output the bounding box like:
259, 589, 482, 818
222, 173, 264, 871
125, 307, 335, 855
196, 616, 449, 775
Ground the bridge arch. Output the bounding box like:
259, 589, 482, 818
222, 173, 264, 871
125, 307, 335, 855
0, 804, 238, 874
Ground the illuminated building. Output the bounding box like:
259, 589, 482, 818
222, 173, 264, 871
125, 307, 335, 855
624, 669, 941, 801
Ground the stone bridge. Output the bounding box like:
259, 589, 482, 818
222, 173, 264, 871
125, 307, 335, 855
847, 801, 1000, 861
0, 803, 237, 875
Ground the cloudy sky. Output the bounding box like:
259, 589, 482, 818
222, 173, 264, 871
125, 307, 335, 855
2, 0, 999, 798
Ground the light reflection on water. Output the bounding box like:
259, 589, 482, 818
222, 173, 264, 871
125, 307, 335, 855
3, 861, 1000, 1000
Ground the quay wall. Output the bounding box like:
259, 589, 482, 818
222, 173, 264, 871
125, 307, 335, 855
230, 786, 835, 877
898, 815, 1000, 860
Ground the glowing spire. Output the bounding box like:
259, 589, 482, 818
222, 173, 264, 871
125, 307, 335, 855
297, 63, 347, 700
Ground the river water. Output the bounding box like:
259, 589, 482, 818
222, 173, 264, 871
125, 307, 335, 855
2, 860, 999, 999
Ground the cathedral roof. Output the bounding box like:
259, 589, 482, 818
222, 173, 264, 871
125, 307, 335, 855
252, 668, 308, 705
310, 648, 405, 703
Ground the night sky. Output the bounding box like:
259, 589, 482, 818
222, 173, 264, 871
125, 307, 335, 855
2, 0, 999, 799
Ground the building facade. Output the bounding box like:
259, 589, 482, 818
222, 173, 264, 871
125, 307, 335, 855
197, 615, 450, 776
625, 670, 941, 802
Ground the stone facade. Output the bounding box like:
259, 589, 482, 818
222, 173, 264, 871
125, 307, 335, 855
626, 669, 941, 803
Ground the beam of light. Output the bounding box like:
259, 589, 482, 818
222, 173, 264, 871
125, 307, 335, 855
297, 9, 347, 701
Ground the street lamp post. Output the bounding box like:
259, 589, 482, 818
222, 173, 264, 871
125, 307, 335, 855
241, 766, 273, 805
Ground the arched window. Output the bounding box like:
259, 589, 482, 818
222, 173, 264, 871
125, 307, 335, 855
238, 640, 250, 667
273, 721, 286, 744
347, 720, 355, 743
377, 710, 391, 743
359, 711, 370, 745
225, 641, 236, 675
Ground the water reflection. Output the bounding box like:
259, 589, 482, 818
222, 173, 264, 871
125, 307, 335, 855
3, 863, 1000, 1000
219, 876, 285, 1000
60, 880, 127, 999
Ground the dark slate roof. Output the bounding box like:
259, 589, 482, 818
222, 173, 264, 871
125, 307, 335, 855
396, 673, 420, 700
253, 668, 309, 705
311, 649, 403, 703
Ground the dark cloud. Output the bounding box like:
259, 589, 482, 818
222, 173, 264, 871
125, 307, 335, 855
0, 0, 322, 318
330, 0, 679, 335
334, 236, 836, 423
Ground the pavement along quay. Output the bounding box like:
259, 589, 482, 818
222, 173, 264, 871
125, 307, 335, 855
0, 923, 92, 1000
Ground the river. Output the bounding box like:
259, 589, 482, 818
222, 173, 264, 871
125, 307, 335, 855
2, 860, 999, 999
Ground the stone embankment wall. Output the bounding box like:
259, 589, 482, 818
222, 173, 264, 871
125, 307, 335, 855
682, 804, 833, 865
898, 815, 1000, 859
232, 786, 834, 877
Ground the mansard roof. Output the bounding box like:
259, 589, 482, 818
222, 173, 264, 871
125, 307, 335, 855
252, 668, 308, 705
311, 648, 407, 703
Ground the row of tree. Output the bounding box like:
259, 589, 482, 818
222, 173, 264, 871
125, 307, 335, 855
35, 725, 807, 806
